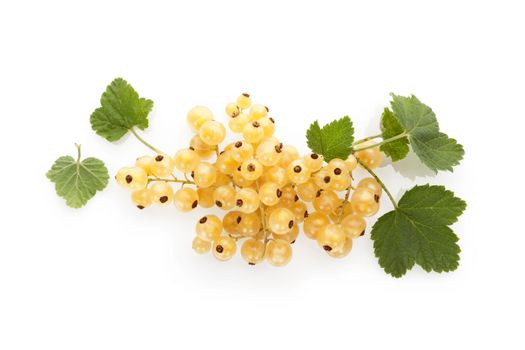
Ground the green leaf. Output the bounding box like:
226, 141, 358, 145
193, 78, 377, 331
47, 145, 109, 208
306, 116, 354, 162
371, 185, 466, 278
390, 94, 464, 172
90, 78, 153, 142
380, 108, 409, 161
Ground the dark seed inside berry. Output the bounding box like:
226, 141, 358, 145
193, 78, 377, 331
236, 199, 243, 207
323, 245, 332, 252
288, 220, 294, 228
125, 175, 133, 183
293, 166, 301, 173
252, 121, 260, 127
159, 196, 168, 203
316, 190, 322, 198
294, 195, 299, 201
247, 164, 255, 172
216, 245, 224, 253
311, 153, 319, 159
192, 200, 198, 208
199, 216, 208, 224
323, 176, 331, 183
235, 141, 242, 148
304, 211, 309, 218
236, 216, 242, 224
276, 189, 282, 198
374, 194, 380, 203
137, 205, 145, 210
215, 200, 223, 207
334, 168, 342, 175
237, 166, 242, 171
155, 155, 164, 161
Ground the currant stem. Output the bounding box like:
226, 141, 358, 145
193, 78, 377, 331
257, 181, 270, 255
352, 132, 407, 152
148, 178, 195, 185
129, 128, 163, 154
336, 187, 351, 224
356, 159, 397, 209
353, 134, 382, 145
74, 143, 81, 163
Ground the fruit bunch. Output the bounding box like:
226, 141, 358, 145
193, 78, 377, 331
115, 93, 386, 266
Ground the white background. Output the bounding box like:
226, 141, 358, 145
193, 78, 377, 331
1, 1, 523, 349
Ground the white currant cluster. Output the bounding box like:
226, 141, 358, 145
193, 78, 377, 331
115, 93, 385, 266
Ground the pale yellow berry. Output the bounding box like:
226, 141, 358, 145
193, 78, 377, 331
187, 106, 213, 132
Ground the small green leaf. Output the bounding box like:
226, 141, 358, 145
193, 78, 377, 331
306, 116, 354, 162
380, 108, 409, 161
390, 94, 464, 172
47, 145, 109, 208
90, 78, 153, 142
371, 185, 466, 278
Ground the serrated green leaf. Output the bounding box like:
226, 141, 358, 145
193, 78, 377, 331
47, 147, 109, 208
306, 116, 354, 162
380, 108, 409, 161
90, 78, 153, 142
390, 94, 464, 172
371, 185, 466, 278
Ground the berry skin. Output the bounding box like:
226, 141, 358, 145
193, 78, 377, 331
131, 188, 154, 209
199, 120, 226, 146
228, 112, 250, 133
135, 156, 155, 175
215, 151, 239, 175
278, 145, 300, 168
330, 200, 353, 221
266, 239, 292, 267
327, 158, 349, 177
174, 149, 200, 173
313, 190, 339, 215
350, 187, 379, 217
232, 167, 255, 188
290, 201, 308, 224
255, 140, 282, 166
225, 102, 240, 118
187, 106, 213, 132
197, 187, 215, 208
355, 143, 384, 169
213, 185, 236, 210
357, 178, 382, 197
286, 159, 311, 184
327, 237, 353, 258
116, 166, 148, 191
268, 207, 295, 235
190, 135, 215, 160
345, 155, 358, 172
296, 179, 319, 202
257, 117, 275, 138
196, 215, 223, 242
173, 187, 199, 212
341, 214, 367, 238
330, 174, 352, 191
304, 153, 324, 172
259, 182, 282, 206
248, 104, 268, 121
150, 182, 174, 206
240, 159, 264, 181
193, 162, 217, 188
192, 236, 211, 254
243, 121, 265, 144
150, 154, 175, 178
316, 224, 346, 252
223, 211, 242, 235
303, 211, 330, 239
241, 239, 265, 265
231, 141, 254, 163
238, 212, 261, 237
236, 93, 252, 110
272, 223, 299, 244
235, 188, 260, 213
313, 167, 332, 190
213, 236, 237, 261
262, 166, 289, 188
